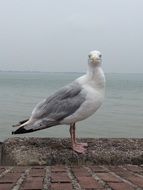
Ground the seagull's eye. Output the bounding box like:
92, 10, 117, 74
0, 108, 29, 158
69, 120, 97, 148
99, 54, 102, 58
88, 54, 91, 58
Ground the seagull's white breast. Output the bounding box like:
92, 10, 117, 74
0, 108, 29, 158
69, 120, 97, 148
61, 70, 105, 124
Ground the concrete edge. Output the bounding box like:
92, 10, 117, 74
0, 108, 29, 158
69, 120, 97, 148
1, 138, 143, 166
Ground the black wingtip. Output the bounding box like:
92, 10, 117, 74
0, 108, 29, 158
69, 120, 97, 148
12, 124, 19, 128
12, 119, 29, 128
12, 127, 33, 134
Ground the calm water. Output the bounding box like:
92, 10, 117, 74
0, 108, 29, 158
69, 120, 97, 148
0, 72, 143, 141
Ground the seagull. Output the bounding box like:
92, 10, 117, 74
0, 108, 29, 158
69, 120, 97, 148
12, 50, 105, 153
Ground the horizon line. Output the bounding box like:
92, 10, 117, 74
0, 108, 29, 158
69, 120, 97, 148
0, 70, 143, 74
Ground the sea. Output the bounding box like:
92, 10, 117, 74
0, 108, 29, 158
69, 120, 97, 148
0, 71, 143, 141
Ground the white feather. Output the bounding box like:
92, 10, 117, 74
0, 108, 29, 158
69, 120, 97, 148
61, 51, 105, 124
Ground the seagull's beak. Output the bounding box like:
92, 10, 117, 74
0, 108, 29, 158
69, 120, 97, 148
89, 56, 101, 65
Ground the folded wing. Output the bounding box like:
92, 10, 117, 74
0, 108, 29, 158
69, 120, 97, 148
12, 82, 85, 134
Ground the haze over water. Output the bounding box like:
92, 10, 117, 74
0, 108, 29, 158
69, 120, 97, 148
0, 72, 143, 141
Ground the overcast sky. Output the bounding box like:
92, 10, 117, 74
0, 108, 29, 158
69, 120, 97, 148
0, 0, 143, 73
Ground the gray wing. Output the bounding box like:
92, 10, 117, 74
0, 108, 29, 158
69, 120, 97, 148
32, 82, 86, 121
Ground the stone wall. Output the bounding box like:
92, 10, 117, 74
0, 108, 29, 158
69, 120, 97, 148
1, 138, 143, 166
0, 142, 2, 164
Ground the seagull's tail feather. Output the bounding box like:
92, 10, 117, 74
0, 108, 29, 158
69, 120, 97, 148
12, 119, 59, 134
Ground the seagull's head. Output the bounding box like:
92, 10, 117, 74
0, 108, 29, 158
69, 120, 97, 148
88, 50, 102, 66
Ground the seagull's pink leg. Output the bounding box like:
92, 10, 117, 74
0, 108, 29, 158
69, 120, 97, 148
70, 123, 87, 154
72, 124, 88, 148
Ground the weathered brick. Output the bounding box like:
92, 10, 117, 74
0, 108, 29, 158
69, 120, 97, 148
77, 176, 103, 189
108, 166, 133, 179
10, 167, 27, 173
0, 173, 21, 183
0, 183, 14, 190
107, 166, 123, 172
0, 165, 142, 190
91, 166, 108, 173
72, 167, 90, 177
51, 172, 71, 183
29, 168, 45, 177
51, 183, 72, 190
127, 176, 143, 188
96, 173, 121, 182
125, 165, 143, 173
21, 177, 43, 190
51, 166, 66, 172
108, 182, 134, 190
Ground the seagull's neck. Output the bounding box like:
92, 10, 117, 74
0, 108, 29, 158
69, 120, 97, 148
87, 65, 99, 78
86, 64, 105, 89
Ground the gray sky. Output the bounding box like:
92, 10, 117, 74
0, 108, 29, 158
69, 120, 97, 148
0, 0, 143, 73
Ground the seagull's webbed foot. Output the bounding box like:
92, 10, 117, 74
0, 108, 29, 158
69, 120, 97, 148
75, 142, 88, 147
72, 143, 87, 154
